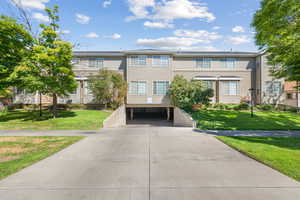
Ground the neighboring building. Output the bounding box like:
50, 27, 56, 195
13, 50, 294, 115
284, 81, 299, 107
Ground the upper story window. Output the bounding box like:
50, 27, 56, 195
223, 81, 239, 96
152, 56, 170, 66
71, 58, 80, 65
153, 81, 169, 95
266, 81, 282, 96
130, 55, 147, 66
129, 81, 147, 95
220, 58, 236, 69
88, 58, 104, 68
196, 58, 211, 69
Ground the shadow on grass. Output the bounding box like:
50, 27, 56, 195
0, 110, 77, 122
224, 136, 300, 150
192, 110, 300, 130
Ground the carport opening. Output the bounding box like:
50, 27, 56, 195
126, 107, 173, 126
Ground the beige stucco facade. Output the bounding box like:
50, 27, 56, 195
13, 50, 296, 108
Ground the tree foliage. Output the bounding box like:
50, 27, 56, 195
11, 6, 77, 117
252, 0, 300, 81
168, 75, 214, 110
88, 69, 127, 109
0, 16, 33, 92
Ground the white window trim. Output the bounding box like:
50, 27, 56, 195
222, 81, 240, 96
152, 55, 170, 67
129, 80, 147, 95
220, 58, 236, 69
129, 55, 147, 66
196, 57, 212, 69
72, 57, 81, 65
152, 80, 170, 96
88, 58, 104, 68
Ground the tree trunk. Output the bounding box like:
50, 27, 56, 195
52, 93, 57, 118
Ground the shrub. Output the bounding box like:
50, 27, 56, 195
168, 75, 214, 110
238, 102, 249, 110
282, 105, 298, 113
232, 102, 250, 111
257, 104, 274, 111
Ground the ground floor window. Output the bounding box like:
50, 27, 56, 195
129, 81, 147, 95
153, 81, 169, 95
202, 80, 213, 89
223, 81, 239, 95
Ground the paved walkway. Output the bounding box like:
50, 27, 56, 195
0, 127, 300, 200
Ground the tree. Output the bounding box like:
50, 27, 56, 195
88, 69, 127, 109
11, 6, 77, 118
252, 0, 300, 81
0, 16, 33, 93
168, 75, 214, 110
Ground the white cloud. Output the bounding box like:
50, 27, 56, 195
153, 0, 215, 22
232, 26, 245, 33
226, 35, 251, 45
144, 21, 174, 28
126, 0, 215, 23
60, 30, 71, 34
76, 13, 91, 24
85, 32, 99, 38
126, 0, 156, 21
105, 33, 121, 39
212, 26, 220, 30
174, 29, 222, 42
32, 12, 49, 22
11, 0, 49, 10
137, 37, 216, 49
103, 0, 112, 8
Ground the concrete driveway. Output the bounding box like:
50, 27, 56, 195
0, 127, 300, 200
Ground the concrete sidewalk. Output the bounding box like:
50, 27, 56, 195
0, 127, 299, 199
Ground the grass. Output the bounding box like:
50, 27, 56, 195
0, 110, 111, 130
192, 110, 300, 130
217, 136, 300, 182
0, 136, 84, 180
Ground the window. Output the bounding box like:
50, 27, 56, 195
266, 81, 281, 96
130, 55, 147, 65
223, 81, 239, 95
153, 81, 169, 95
196, 58, 211, 69
129, 81, 146, 95
72, 58, 80, 65
220, 58, 236, 69
202, 80, 213, 89
85, 81, 93, 95
88, 58, 104, 68
152, 56, 170, 66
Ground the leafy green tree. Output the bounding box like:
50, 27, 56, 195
252, 0, 300, 81
88, 69, 127, 109
168, 75, 214, 110
12, 6, 77, 117
0, 16, 33, 92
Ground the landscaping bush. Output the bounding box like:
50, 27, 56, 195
232, 102, 249, 111
256, 104, 274, 111
277, 105, 299, 113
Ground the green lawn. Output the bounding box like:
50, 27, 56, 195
217, 136, 300, 182
192, 110, 300, 130
0, 110, 111, 130
0, 136, 84, 179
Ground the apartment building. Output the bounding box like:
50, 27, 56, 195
13, 50, 292, 119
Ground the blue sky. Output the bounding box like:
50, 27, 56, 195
1, 0, 262, 51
